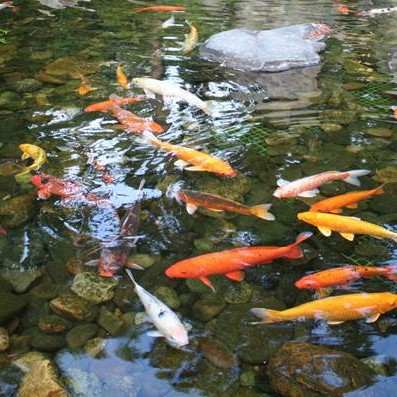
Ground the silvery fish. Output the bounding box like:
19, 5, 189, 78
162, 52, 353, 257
126, 269, 189, 348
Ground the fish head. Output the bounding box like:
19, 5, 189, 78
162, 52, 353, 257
297, 211, 316, 224
295, 276, 320, 289
385, 293, 397, 308
30, 174, 45, 188
131, 77, 145, 87
165, 263, 196, 279
19, 143, 38, 158
166, 324, 189, 348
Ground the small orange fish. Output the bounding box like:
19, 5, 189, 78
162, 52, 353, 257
309, 185, 385, 213
76, 73, 96, 96
116, 65, 130, 89
251, 292, 397, 324
175, 189, 275, 220
392, 106, 397, 120
165, 232, 312, 289
134, 5, 186, 12
142, 131, 236, 177
295, 265, 397, 292
307, 23, 332, 40
334, 2, 350, 15
297, 211, 397, 242
84, 96, 147, 113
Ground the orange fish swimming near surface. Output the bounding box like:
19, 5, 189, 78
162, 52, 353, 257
116, 65, 130, 89
165, 232, 312, 289
295, 265, 397, 293
175, 189, 275, 220
274, 169, 371, 198
84, 96, 147, 113
134, 5, 186, 12
142, 132, 236, 177
309, 185, 385, 213
251, 292, 397, 324
297, 211, 397, 242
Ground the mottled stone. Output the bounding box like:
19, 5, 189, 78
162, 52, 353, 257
320, 123, 342, 133
0, 291, 28, 325
192, 298, 226, 322
97, 307, 124, 335
66, 323, 98, 349
222, 281, 252, 304
71, 272, 118, 304
29, 328, 66, 352
198, 336, 238, 369
84, 337, 106, 357
239, 370, 257, 387
0, 91, 22, 111
30, 282, 60, 300
365, 128, 392, 138
153, 286, 180, 309
374, 166, 397, 183
361, 355, 396, 377
267, 342, 375, 397
9, 78, 43, 93
129, 253, 157, 269
2, 269, 42, 293
50, 294, 98, 321
38, 315, 72, 334
0, 327, 9, 352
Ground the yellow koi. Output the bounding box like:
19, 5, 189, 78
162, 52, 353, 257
181, 21, 198, 53
16, 144, 47, 176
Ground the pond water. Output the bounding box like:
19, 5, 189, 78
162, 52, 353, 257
2, 0, 397, 396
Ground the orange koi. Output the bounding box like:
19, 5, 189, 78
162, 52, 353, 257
134, 5, 186, 12
142, 131, 236, 177
307, 23, 332, 40
175, 189, 275, 220
334, 3, 350, 15
165, 232, 312, 290
84, 96, 147, 113
109, 95, 164, 134
76, 73, 96, 96
309, 185, 385, 213
297, 211, 397, 242
251, 292, 397, 324
295, 265, 397, 292
392, 106, 397, 120
274, 169, 371, 198
116, 65, 130, 89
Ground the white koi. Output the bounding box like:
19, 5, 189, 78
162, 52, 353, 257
125, 269, 189, 348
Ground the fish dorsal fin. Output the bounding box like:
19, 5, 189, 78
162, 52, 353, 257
185, 165, 207, 172
345, 203, 358, 209
340, 232, 355, 241
199, 276, 215, 291
146, 330, 164, 338
365, 313, 380, 323
318, 226, 332, 237
327, 320, 345, 325
174, 159, 190, 169
186, 203, 198, 215
298, 189, 319, 198
276, 178, 290, 187
225, 270, 245, 282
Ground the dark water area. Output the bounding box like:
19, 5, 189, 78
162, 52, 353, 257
2, 0, 397, 396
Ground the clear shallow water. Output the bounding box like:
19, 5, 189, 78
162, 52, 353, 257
2, 0, 397, 396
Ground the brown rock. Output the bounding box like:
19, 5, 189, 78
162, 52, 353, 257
50, 294, 98, 321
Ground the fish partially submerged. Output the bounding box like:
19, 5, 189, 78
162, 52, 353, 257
141, 131, 236, 177
181, 21, 198, 53
126, 269, 189, 348
165, 232, 312, 290
273, 169, 371, 198
16, 144, 47, 177
84, 96, 147, 113
356, 6, 397, 17
309, 185, 385, 213
251, 292, 397, 324
132, 77, 216, 116
116, 64, 130, 89
297, 211, 397, 242
175, 189, 275, 220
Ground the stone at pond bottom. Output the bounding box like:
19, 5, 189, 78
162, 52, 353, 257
29, 328, 66, 352
197, 336, 238, 369
2, 269, 42, 293
0, 327, 9, 352
66, 323, 99, 349
84, 337, 106, 358
38, 315, 73, 333
97, 307, 124, 335
360, 355, 396, 377
153, 286, 181, 309
192, 298, 226, 322
266, 341, 375, 397
71, 272, 118, 304
0, 291, 28, 325
50, 294, 98, 321
200, 23, 329, 72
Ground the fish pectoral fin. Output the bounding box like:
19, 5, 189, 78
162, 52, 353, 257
314, 288, 332, 299
146, 330, 164, 338
276, 178, 290, 187
186, 203, 198, 215
345, 203, 358, 209
143, 89, 156, 99
330, 208, 343, 214
225, 271, 245, 282
199, 276, 215, 291
318, 226, 332, 237
340, 232, 355, 241
174, 159, 190, 169
21, 153, 31, 161
298, 189, 319, 198
184, 165, 207, 172
327, 320, 345, 325
366, 313, 381, 323
125, 260, 144, 270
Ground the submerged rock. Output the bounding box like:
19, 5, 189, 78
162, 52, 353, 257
197, 336, 238, 369
200, 23, 330, 72
2, 269, 42, 294
266, 342, 375, 397
50, 294, 98, 321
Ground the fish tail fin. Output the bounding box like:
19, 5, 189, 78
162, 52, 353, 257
385, 265, 397, 281
140, 131, 160, 146
202, 100, 217, 116
125, 268, 138, 287
374, 184, 386, 196
250, 308, 285, 324
250, 204, 275, 221
284, 231, 313, 259
343, 169, 371, 186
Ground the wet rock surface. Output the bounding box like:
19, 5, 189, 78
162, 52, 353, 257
50, 294, 98, 321
267, 342, 376, 397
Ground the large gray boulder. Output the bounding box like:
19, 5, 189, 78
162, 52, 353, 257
200, 23, 330, 72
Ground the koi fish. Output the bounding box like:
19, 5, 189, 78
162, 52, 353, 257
84, 96, 147, 112
109, 95, 164, 134
141, 131, 236, 177
116, 65, 130, 89
16, 144, 47, 177
165, 232, 312, 290
132, 77, 216, 116
76, 73, 96, 96
297, 211, 397, 242
355, 6, 397, 17
134, 5, 186, 12
306, 23, 332, 40
391, 106, 397, 120
334, 2, 349, 15
309, 185, 385, 213
251, 292, 397, 325
181, 21, 198, 53
0, 1, 17, 11
295, 265, 397, 295
161, 15, 175, 28
126, 269, 189, 348
175, 189, 275, 220
273, 169, 371, 198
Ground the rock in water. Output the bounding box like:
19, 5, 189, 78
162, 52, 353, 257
200, 23, 330, 72
267, 342, 375, 396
